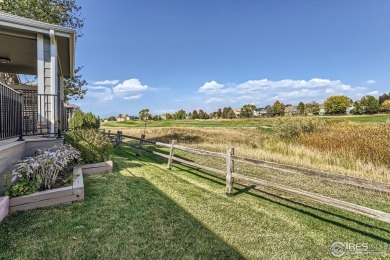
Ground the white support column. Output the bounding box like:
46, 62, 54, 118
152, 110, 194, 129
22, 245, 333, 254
49, 29, 57, 134
37, 34, 44, 123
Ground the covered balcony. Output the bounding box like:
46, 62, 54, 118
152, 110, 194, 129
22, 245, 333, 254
0, 12, 76, 140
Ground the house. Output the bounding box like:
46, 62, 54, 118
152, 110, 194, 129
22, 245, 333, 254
255, 108, 268, 117
117, 117, 125, 122
234, 108, 241, 117
64, 104, 79, 118
0, 12, 76, 139
284, 105, 297, 116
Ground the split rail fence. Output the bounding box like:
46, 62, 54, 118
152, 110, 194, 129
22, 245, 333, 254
103, 129, 390, 224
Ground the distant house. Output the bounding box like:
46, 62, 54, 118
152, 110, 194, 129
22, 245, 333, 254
319, 109, 326, 116
253, 109, 260, 117
258, 108, 268, 117
346, 105, 355, 115
64, 104, 79, 118
117, 117, 125, 122
234, 108, 241, 117
284, 105, 297, 116
319, 104, 326, 116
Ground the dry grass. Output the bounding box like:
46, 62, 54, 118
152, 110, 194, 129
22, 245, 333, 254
300, 121, 390, 166
105, 126, 390, 183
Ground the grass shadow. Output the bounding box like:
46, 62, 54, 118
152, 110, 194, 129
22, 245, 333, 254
0, 167, 242, 259
170, 162, 390, 243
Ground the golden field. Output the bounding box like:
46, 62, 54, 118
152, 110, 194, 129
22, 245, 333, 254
103, 120, 390, 183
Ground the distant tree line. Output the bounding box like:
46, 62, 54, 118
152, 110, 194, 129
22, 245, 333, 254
104, 92, 390, 121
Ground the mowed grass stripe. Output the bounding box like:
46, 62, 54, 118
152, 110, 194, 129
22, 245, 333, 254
120, 148, 390, 259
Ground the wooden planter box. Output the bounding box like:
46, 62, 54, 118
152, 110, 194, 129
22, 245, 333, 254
81, 160, 113, 176
0, 196, 9, 222
9, 167, 84, 213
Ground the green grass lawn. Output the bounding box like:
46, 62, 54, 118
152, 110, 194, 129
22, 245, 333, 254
102, 114, 390, 129
1, 147, 390, 259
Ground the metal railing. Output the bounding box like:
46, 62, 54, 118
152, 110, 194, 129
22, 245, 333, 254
0, 83, 70, 140
0, 82, 23, 140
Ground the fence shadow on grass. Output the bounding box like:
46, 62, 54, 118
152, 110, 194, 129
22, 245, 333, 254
0, 157, 243, 259
172, 163, 390, 243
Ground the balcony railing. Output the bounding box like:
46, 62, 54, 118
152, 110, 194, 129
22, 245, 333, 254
0, 82, 23, 140
0, 82, 69, 140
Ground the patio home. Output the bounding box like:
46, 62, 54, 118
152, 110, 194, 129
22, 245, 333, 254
0, 12, 76, 140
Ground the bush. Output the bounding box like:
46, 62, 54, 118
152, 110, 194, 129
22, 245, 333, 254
64, 129, 113, 164
69, 110, 100, 129
5, 145, 80, 197
274, 117, 325, 138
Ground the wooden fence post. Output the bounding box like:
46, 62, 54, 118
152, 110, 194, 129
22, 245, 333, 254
108, 130, 111, 140
115, 131, 120, 148
226, 147, 234, 197
136, 134, 145, 156
119, 131, 123, 146
167, 140, 177, 169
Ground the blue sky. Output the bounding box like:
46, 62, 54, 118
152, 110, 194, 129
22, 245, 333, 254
75, 0, 390, 117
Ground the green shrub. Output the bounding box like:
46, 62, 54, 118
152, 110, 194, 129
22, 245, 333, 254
69, 110, 100, 129
274, 117, 325, 139
5, 145, 80, 197
64, 129, 113, 163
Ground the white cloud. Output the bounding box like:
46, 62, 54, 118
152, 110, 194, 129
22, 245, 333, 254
124, 94, 143, 100
113, 79, 148, 93
88, 86, 113, 101
87, 78, 149, 101
199, 81, 225, 94
88, 86, 109, 90
366, 80, 376, 84
93, 80, 119, 85
198, 78, 367, 107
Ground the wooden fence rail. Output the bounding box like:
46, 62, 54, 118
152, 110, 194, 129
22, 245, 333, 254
107, 130, 390, 224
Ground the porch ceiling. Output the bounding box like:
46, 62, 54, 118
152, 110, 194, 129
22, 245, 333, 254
0, 12, 75, 77
0, 32, 37, 75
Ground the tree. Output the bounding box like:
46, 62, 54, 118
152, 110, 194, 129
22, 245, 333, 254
164, 113, 172, 120
271, 101, 285, 116
297, 102, 305, 115
118, 113, 123, 118
0, 0, 87, 102
108, 116, 116, 121
125, 113, 129, 118
360, 95, 380, 114
305, 101, 320, 115
379, 92, 390, 105
63, 66, 88, 102
324, 95, 352, 114
227, 109, 235, 119
216, 108, 222, 118
139, 108, 151, 120
199, 109, 205, 119
222, 107, 233, 119
191, 110, 199, 119
69, 110, 100, 129
350, 101, 364, 115
381, 100, 390, 112
240, 104, 256, 118
265, 105, 273, 117
175, 109, 186, 120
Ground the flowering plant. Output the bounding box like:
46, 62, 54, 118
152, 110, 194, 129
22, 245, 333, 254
5, 144, 80, 197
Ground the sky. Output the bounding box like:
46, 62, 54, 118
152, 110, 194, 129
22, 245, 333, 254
74, 0, 390, 118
